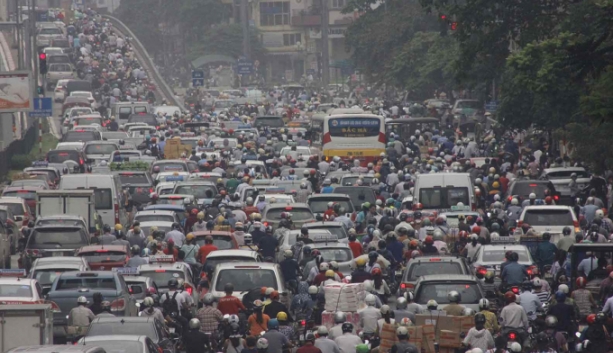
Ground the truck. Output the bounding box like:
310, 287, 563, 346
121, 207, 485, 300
36, 190, 98, 235
0, 304, 53, 352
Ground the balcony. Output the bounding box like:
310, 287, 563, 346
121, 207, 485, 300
291, 8, 321, 26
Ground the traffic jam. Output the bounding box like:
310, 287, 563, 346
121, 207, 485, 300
2, 5, 612, 353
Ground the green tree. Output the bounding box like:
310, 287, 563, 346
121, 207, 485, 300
115, 0, 162, 55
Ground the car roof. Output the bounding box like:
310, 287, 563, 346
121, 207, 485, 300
522, 205, 573, 211
308, 242, 350, 250
123, 276, 152, 283
8, 346, 100, 353
480, 244, 530, 251
37, 215, 85, 221
0, 197, 26, 203
77, 245, 127, 253
304, 221, 344, 227
408, 255, 465, 263
33, 257, 86, 265
192, 230, 233, 237
91, 316, 155, 324
206, 249, 259, 258
543, 167, 587, 173
82, 335, 147, 343
417, 274, 478, 282
138, 263, 190, 272
215, 261, 278, 270
264, 202, 311, 210
138, 221, 174, 227
308, 193, 351, 199
135, 210, 176, 216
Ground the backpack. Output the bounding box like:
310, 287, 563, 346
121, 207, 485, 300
150, 144, 159, 157
162, 291, 180, 315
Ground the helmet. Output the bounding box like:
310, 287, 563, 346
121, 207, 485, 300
284, 249, 293, 258
563, 226, 572, 235
325, 270, 335, 278
277, 312, 288, 321
426, 300, 438, 310
319, 262, 330, 271
368, 251, 378, 261
504, 291, 516, 303
268, 319, 279, 330
587, 314, 597, 324
448, 291, 461, 303
396, 296, 408, 309
529, 193, 536, 200
229, 314, 239, 324
143, 297, 154, 307
342, 322, 354, 333
474, 312, 486, 324
478, 298, 489, 310
396, 326, 409, 337
462, 308, 475, 316
380, 304, 391, 315
330, 261, 339, 270
334, 311, 346, 323
189, 318, 200, 329
545, 315, 558, 328
596, 311, 607, 324
77, 296, 87, 304
509, 343, 522, 353
308, 286, 318, 295
318, 326, 329, 336
355, 257, 367, 267
576, 276, 587, 288
365, 294, 377, 306
256, 338, 269, 349
356, 345, 370, 353
511, 198, 519, 205
555, 291, 566, 302
558, 284, 569, 294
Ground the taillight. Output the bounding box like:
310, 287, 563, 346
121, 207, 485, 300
554, 195, 559, 201
46, 300, 61, 312
79, 158, 84, 165
114, 204, 120, 225
511, 287, 519, 294
110, 298, 126, 312
507, 196, 513, 202
322, 132, 331, 145
517, 220, 523, 228
185, 284, 193, 295
508, 332, 516, 340
527, 265, 536, 275
477, 266, 488, 276
400, 283, 407, 289
300, 320, 306, 326
149, 188, 154, 194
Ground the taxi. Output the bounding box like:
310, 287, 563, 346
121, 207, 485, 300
154, 172, 190, 183
0, 269, 45, 305
76, 245, 129, 270
137, 255, 197, 301
29, 256, 90, 294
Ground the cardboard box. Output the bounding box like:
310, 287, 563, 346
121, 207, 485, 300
379, 322, 397, 341
422, 324, 436, 353
439, 329, 462, 348
407, 326, 423, 341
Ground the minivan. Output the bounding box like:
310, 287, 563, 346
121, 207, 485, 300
112, 102, 151, 124
413, 172, 474, 211
59, 174, 128, 228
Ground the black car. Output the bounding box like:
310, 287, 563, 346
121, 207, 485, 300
22, 225, 90, 271
505, 179, 558, 205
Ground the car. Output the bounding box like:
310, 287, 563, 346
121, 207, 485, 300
79, 335, 164, 353
307, 193, 355, 218
34, 215, 88, 232
202, 249, 261, 277
262, 203, 315, 229
84, 141, 119, 163
451, 99, 483, 115
276, 229, 333, 262
156, 194, 195, 207
137, 257, 196, 298
43, 47, 65, 56
505, 179, 558, 206
339, 174, 376, 187
134, 210, 181, 224
115, 171, 154, 208
0, 269, 44, 304
1, 186, 42, 214
413, 274, 485, 312
116, 270, 159, 305
192, 231, 239, 252
399, 255, 472, 294
53, 79, 71, 102
209, 262, 289, 306
47, 63, 76, 89
172, 181, 217, 206
138, 221, 175, 239
0, 197, 33, 226
29, 256, 90, 294
46, 271, 138, 340
22, 226, 90, 271
470, 243, 537, 276
541, 167, 591, 203
297, 240, 354, 276
0, 205, 20, 255
303, 221, 349, 243
70, 91, 95, 104
128, 125, 158, 138
332, 186, 377, 211
36, 25, 64, 47
6, 346, 102, 353
279, 146, 318, 161
516, 205, 579, 243
82, 317, 173, 351
151, 160, 190, 174
76, 245, 129, 270
101, 131, 130, 143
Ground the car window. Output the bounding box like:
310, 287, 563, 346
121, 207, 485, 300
265, 208, 313, 221
406, 262, 463, 280
87, 323, 156, 339
523, 209, 573, 226
86, 144, 118, 154
39, 27, 62, 34
138, 270, 184, 288
30, 228, 86, 246
340, 176, 374, 187
174, 185, 217, 198
315, 248, 352, 262
419, 187, 469, 209
0, 203, 24, 215
308, 226, 346, 239
195, 235, 234, 250
0, 284, 33, 297
47, 150, 79, 163
79, 251, 127, 263
214, 269, 277, 291
415, 282, 480, 304
254, 117, 284, 127
482, 249, 531, 262
3, 190, 36, 199
55, 277, 117, 290
63, 131, 97, 142
333, 187, 376, 209
33, 268, 76, 286
93, 188, 113, 210
49, 63, 71, 71
119, 173, 151, 185
135, 215, 174, 223
510, 182, 550, 198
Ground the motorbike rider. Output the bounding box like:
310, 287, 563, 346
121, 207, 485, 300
351, 257, 373, 283
500, 292, 529, 347
183, 318, 211, 353
297, 333, 321, 353
96, 301, 114, 317
277, 312, 294, 340
68, 296, 95, 334
99, 224, 117, 244
334, 323, 363, 353
518, 281, 542, 322
262, 318, 290, 353
89, 292, 104, 315
394, 297, 415, 324
196, 293, 222, 335
217, 283, 246, 315
581, 313, 609, 353
140, 296, 165, 323
443, 291, 466, 316
542, 315, 569, 352
547, 291, 577, 336
264, 290, 292, 322
359, 294, 381, 339
126, 245, 148, 267
478, 299, 499, 335
501, 252, 528, 289
536, 232, 558, 273
390, 326, 420, 353
463, 313, 495, 351
280, 249, 301, 292
315, 326, 340, 353
404, 292, 424, 315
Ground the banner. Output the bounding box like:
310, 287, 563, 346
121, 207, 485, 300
0, 71, 31, 112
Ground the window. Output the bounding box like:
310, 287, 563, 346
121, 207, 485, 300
523, 210, 574, 226
260, 2, 290, 26
56, 277, 117, 290
215, 269, 277, 291
30, 229, 86, 245
331, 0, 346, 9
283, 33, 301, 46
419, 187, 469, 209
94, 188, 113, 210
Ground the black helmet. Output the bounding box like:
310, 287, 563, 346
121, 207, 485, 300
224, 283, 234, 292
399, 213, 408, 222
172, 222, 181, 230
407, 229, 416, 238
522, 280, 532, 291
368, 251, 378, 261
542, 232, 551, 241
342, 322, 353, 333
596, 312, 607, 324
491, 222, 500, 231
103, 224, 111, 233
168, 278, 179, 288
563, 226, 572, 235
474, 312, 486, 324
536, 332, 549, 344
28, 220, 35, 228
509, 252, 519, 262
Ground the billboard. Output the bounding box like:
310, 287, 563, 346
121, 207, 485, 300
0, 71, 32, 113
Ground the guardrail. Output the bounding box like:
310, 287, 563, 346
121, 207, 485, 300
101, 14, 183, 109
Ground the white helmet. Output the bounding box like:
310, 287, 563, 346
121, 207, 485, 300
511, 198, 519, 205
478, 298, 489, 310
317, 326, 329, 335
558, 284, 569, 294
284, 249, 293, 258
365, 294, 377, 306
529, 193, 536, 200
229, 314, 239, 324
77, 296, 88, 304
319, 262, 330, 271
470, 349, 484, 353
308, 286, 318, 295
380, 304, 391, 314
396, 326, 409, 337
596, 209, 605, 219
509, 342, 522, 352
257, 338, 269, 349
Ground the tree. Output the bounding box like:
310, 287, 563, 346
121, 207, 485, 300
187, 24, 266, 62
115, 0, 163, 55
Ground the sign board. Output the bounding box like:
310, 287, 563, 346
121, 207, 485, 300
309, 27, 347, 39
163, 138, 192, 159
28, 97, 53, 117
485, 101, 498, 112
237, 61, 254, 75
192, 70, 205, 87
306, 69, 315, 76
0, 71, 32, 112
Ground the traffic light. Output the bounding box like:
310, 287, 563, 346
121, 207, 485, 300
39, 53, 47, 75
451, 22, 458, 31
439, 14, 449, 36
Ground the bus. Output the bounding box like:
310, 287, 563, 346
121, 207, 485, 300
322, 114, 386, 164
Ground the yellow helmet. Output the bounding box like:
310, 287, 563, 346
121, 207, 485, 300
374, 173, 381, 179
186, 233, 195, 241
277, 312, 288, 321
217, 215, 225, 224
197, 211, 205, 220
428, 159, 434, 165
492, 181, 500, 189
356, 257, 367, 267
326, 270, 335, 278
115, 224, 123, 231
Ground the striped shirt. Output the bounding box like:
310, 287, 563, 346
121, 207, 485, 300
534, 290, 551, 304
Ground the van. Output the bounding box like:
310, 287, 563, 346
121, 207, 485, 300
66, 80, 92, 95
58, 174, 128, 228
413, 173, 474, 211
112, 102, 151, 124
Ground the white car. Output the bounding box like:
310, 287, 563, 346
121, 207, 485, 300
55, 142, 85, 151
516, 205, 579, 243
70, 91, 95, 104
470, 244, 536, 276
541, 167, 591, 200
0, 270, 44, 305
280, 146, 317, 160
53, 79, 70, 102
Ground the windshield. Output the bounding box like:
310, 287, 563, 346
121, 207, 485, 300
416, 283, 481, 304
63, 132, 96, 142
419, 187, 469, 209
3, 191, 36, 199
0, 203, 24, 215
255, 117, 284, 128
119, 174, 151, 185
208, 140, 237, 149
315, 248, 352, 262
482, 250, 531, 263
83, 341, 143, 352
135, 215, 175, 223
205, 256, 255, 269
333, 187, 376, 209
85, 144, 117, 154
55, 277, 117, 290
102, 132, 129, 140
138, 270, 184, 288
155, 163, 187, 172
214, 101, 234, 109
87, 323, 155, 339
140, 225, 172, 237
546, 170, 590, 179
406, 262, 463, 281
30, 229, 85, 246
0, 284, 33, 297
39, 27, 62, 34
33, 268, 76, 285
280, 149, 312, 160
80, 251, 127, 263
309, 199, 354, 213
37, 219, 85, 228
47, 150, 79, 163
340, 176, 374, 187
94, 188, 113, 209
49, 63, 71, 72
511, 183, 550, 198
523, 209, 574, 226
265, 208, 313, 221
308, 226, 346, 239
195, 235, 235, 250
215, 269, 277, 291
174, 185, 217, 198
75, 118, 101, 126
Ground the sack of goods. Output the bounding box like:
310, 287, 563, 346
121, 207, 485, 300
323, 282, 366, 312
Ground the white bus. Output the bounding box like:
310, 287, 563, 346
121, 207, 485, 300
322, 114, 386, 164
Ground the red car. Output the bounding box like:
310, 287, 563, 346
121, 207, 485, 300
76, 245, 129, 270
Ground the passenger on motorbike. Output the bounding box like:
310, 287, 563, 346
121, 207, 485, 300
547, 292, 577, 335
183, 318, 211, 353
223, 323, 245, 353
264, 290, 292, 323
262, 319, 291, 353
500, 292, 529, 346
572, 277, 596, 319
314, 326, 341, 353
518, 281, 542, 321
394, 297, 415, 324
334, 323, 362, 353
501, 252, 528, 287
359, 294, 381, 337
351, 257, 374, 283
443, 291, 466, 316
580, 313, 609, 353
463, 312, 495, 351
196, 293, 222, 335
478, 299, 499, 335
390, 326, 419, 353
536, 233, 558, 273
377, 305, 396, 334
542, 315, 569, 353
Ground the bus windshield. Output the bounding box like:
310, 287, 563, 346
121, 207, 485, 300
323, 115, 385, 159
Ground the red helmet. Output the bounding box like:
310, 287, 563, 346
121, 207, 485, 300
415, 203, 423, 210
606, 265, 613, 274
289, 169, 295, 175
428, 147, 434, 154
310, 169, 316, 175
425, 236, 433, 244
220, 190, 227, 196
473, 226, 481, 234
191, 208, 199, 215
545, 196, 553, 204
372, 267, 382, 276
148, 287, 157, 295
576, 277, 587, 288
504, 291, 516, 304
458, 231, 468, 239
150, 193, 159, 201
151, 137, 157, 143
587, 314, 597, 324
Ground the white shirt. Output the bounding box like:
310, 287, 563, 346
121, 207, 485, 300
160, 289, 186, 309
335, 333, 363, 353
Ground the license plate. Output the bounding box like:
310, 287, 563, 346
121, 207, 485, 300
169, 327, 175, 333
52, 252, 64, 257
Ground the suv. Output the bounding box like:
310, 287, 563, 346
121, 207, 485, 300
0, 205, 20, 255
413, 274, 484, 312
505, 179, 558, 206
541, 167, 590, 204
400, 255, 471, 294
82, 317, 174, 351
22, 225, 90, 271
261, 203, 315, 230
470, 243, 536, 276
517, 205, 579, 243
0, 196, 32, 226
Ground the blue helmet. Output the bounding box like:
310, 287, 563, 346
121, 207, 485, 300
268, 319, 279, 330
555, 291, 566, 302
145, 135, 151, 141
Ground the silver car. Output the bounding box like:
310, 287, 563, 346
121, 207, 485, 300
47, 63, 75, 89
413, 274, 485, 312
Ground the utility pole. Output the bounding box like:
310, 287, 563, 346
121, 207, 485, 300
241, 0, 250, 60
15, 0, 22, 69
320, 0, 329, 86
31, 0, 38, 89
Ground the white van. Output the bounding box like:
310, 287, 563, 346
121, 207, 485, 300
413, 173, 474, 211
112, 102, 151, 124
58, 174, 128, 228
